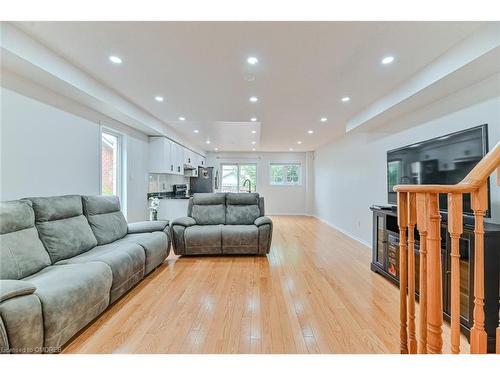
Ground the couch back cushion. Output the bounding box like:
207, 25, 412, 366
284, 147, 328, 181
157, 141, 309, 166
82, 195, 128, 245
225, 193, 261, 225
0, 200, 52, 279
190, 193, 226, 225
29, 195, 97, 263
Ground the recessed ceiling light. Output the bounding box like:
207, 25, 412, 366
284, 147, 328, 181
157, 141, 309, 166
214, 148, 219, 151
247, 57, 258, 65
109, 55, 122, 64
341, 96, 351, 103
297, 141, 302, 144
251, 130, 256, 134
155, 96, 164, 102
178, 116, 186, 121
250, 117, 257, 122
320, 117, 327, 122
193, 130, 199, 133
289, 148, 294, 151
307, 130, 314, 134
381, 56, 395, 65
249, 96, 258, 103
206, 140, 211, 145
252, 148, 256, 151
251, 141, 256, 145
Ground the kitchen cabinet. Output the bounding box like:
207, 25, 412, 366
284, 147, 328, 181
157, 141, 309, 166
157, 199, 190, 221
170, 142, 183, 175
149, 136, 207, 176
184, 148, 194, 166
148, 137, 174, 173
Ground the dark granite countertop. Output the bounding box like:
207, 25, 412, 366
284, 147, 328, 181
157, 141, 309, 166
147, 192, 192, 200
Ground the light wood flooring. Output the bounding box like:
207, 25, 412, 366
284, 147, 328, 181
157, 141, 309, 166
63, 216, 467, 353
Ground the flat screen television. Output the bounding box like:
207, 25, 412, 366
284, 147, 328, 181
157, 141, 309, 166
387, 124, 489, 216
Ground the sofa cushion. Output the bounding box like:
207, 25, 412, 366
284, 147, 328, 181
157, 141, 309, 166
29, 195, 97, 263
192, 193, 226, 206
56, 242, 145, 303
190, 193, 226, 225
226, 193, 259, 205
23, 263, 112, 348
184, 225, 223, 255
221, 225, 259, 254
0, 200, 51, 279
82, 195, 128, 245
127, 220, 169, 234
114, 232, 169, 274
0, 292, 44, 353
225, 193, 261, 225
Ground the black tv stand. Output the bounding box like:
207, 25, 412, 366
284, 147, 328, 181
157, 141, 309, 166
369, 205, 500, 353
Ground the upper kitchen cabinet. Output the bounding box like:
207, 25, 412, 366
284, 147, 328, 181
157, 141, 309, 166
171, 142, 184, 175
149, 136, 207, 175
148, 137, 174, 173
183, 148, 194, 166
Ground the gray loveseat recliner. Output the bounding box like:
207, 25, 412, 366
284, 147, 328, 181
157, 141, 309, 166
0, 194, 170, 354
170, 193, 273, 255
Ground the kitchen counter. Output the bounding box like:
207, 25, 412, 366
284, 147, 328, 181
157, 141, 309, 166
150, 197, 190, 221
147, 192, 192, 200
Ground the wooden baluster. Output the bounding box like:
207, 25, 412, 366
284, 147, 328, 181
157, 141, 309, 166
497, 309, 500, 354
426, 193, 443, 354
470, 183, 488, 354
397, 191, 409, 354
407, 193, 417, 354
448, 193, 463, 354
416, 193, 428, 353
496, 167, 500, 354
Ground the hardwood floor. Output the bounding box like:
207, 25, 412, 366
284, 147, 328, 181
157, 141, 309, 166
63, 216, 467, 354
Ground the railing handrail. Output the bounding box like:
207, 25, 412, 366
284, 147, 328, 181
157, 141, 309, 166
394, 141, 500, 194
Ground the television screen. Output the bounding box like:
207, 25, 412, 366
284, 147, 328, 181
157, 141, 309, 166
387, 124, 488, 215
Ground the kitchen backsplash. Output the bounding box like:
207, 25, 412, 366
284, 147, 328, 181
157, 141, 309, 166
148, 173, 190, 193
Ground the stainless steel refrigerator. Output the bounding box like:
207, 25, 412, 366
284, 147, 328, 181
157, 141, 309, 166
190, 166, 217, 193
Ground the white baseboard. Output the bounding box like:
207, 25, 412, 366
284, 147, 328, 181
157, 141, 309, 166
312, 215, 371, 248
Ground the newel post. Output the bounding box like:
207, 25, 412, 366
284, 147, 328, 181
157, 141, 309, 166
397, 191, 408, 354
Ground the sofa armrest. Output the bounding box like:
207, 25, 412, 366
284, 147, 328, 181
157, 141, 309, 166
254, 216, 272, 227
0, 280, 36, 304
171, 217, 197, 227
127, 220, 169, 234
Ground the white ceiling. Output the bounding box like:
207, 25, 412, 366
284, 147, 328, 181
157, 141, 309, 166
12, 21, 487, 152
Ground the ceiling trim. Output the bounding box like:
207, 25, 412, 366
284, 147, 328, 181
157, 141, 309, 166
346, 23, 500, 133
0, 22, 205, 155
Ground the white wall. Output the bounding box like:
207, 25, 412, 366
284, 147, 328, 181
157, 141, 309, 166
313, 96, 500, 246
0, 85, 150, 222
206, 151, 312, 215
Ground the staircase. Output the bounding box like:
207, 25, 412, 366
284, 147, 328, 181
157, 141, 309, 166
394, 141, 500, 354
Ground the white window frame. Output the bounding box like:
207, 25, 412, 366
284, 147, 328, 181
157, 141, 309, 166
220, 163, 258, 193
100, 126, 127, 216
269, 162, 302, 186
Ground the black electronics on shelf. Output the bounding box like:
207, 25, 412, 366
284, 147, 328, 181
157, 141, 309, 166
369, 205, 500, 353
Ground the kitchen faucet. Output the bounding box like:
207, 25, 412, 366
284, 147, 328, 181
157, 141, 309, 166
242, 179, 251, 193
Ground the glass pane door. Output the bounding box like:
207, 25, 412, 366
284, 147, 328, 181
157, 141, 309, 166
221, 164, 238, 192
221, 164, 257, 193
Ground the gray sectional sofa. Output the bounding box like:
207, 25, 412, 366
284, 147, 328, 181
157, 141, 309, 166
0, 195, 170, 354
171, 193, 273, 255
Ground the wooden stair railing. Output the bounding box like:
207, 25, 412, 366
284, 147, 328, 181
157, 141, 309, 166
394, 141, 500, 354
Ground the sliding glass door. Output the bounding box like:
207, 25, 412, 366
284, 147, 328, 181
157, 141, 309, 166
221, 163, 257, 193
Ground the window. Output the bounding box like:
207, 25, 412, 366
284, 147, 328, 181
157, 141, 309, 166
221, 163, 257, 193
270, 163, 301, 185
101, 128, 122, 197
